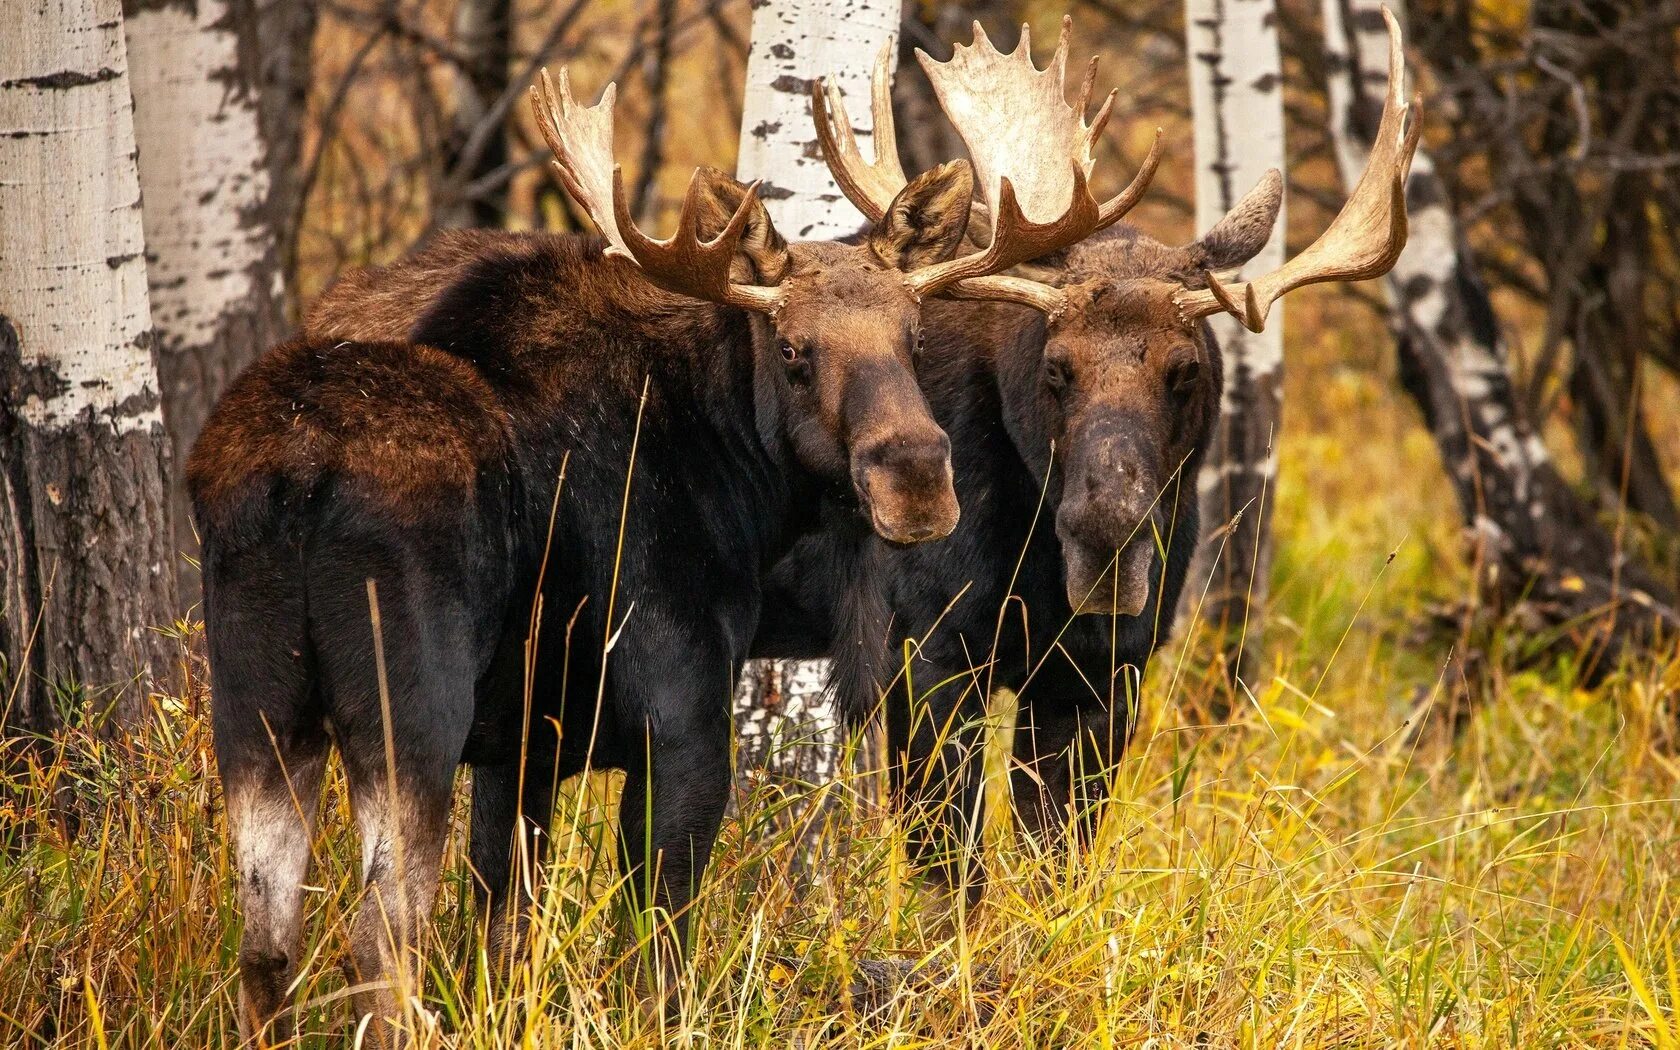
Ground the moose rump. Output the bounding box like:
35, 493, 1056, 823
191, 336, 521, 1036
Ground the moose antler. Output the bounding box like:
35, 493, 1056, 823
917, 17, 1162, 234
1173, 8, 1423, 333
810, 44, 906, 227
814, 18, 1163, 317
531, 68, 783, 314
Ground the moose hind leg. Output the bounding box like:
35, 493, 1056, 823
222, 727, 329, 1043
317, 583, 476, 1045
205, 548, 331, 1044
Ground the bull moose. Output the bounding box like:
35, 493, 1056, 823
193, 51, 1156, 1045
756, 13, 1422, 901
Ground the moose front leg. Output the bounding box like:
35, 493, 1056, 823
469, 754, 559, 969
1010, 664, 1134, 851
613, 700, 732, 1008
887, 666, 992, 912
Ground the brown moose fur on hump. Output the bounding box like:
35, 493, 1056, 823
306, 229, 501, 342
187, 336, 512, 529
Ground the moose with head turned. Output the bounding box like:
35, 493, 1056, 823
755, 12, 1421, 901
192, 46, 1158, 1046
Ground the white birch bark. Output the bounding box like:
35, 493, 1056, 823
0, 0, 178, 727
1, 0, 158, 434
731, 0, 902, 833
1183, 0, 1286, 690
735, 0, 901, 240
1321, 0, 1544, 561
125, 0, 285, 592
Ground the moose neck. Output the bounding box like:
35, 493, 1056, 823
405, 235, 815, 568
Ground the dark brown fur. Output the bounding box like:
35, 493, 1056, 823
199, 165, 980, 1045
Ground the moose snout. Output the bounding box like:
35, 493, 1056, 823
852, 430, 959, 545
1057, 422, 1163, 616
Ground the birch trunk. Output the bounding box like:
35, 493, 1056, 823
0, 0, 179, 731
1322, 0, 1677, 689
734, 0, 901, 240
731, 0, 901, 836
1183, 0, 1286, 700
124, 0, 286, 603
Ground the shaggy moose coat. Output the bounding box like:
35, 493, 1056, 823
754, 223, 1276, 896
191, 206, 969, 1039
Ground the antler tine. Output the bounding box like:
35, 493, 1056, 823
607, 168, 782, 312
916, 16, 1158, 256
906, 168, 1100, 299
531, 68, 630, 259
1174, 7, 1423, 332
811, 40, 906, 224
896, 16, 1158, 307
1098, 128, 1164, 230
531, 65, 784, 313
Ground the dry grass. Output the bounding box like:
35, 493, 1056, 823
5, 294, 1680, 1048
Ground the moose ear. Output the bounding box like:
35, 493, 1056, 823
1191, 168, 1283, 271
869, 160, 974, 272
691, 167, 792, 285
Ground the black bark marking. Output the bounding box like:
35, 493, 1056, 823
2, 68, 120, 90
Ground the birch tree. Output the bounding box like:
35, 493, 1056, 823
735, 0, 901, 240
1321, 0, 1677, 696
731, 0, 901, 827
0, 0, 178, 731
1183, 0, 1286, 696
124, 0, 286, 598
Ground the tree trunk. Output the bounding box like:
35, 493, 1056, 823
440, 0, 512, 229
1322, 0, 1677, 694
252, 0, 316, 316
632, 0, 678, 225
731, 0, 902, 839
1182, 0, 1287, 702
0, 0, 179, 732
124, 0, 287, 605
734, 0, 901, 240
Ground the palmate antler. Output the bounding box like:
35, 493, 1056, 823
1173, 8, 1423, 333
530, 68, 783, 313
814, 17, 1164, 317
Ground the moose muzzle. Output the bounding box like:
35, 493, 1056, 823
851, 428, 959, 545
1056, 413, 1164, 617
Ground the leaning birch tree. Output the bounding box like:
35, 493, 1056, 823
1183, 0, 1286, 696
1321, 0, 1677, 694
731, 0, 902, 824
0, 0, 178, 731
124, 0, 286, 599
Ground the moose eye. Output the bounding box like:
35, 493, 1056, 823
779, 340, 800, 363
913, 329, 926, 358
1168, 356, 1201, 396
1044, 357, 1072, 393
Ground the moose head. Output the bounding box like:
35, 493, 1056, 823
530, 45, 1155, 544
932, 12, 1421, 615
